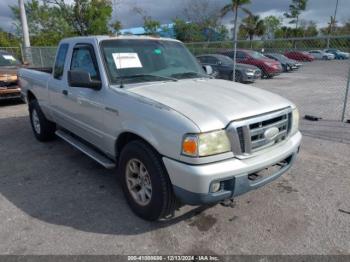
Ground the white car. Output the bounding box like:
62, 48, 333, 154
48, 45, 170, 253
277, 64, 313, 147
308, 50, 335, 60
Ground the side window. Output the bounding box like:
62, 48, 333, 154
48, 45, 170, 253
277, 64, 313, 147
70, 45, 100, 81
207, 57, 218, 64
53, 43, 69, 79
236, 51, 245, 59
198, 56, 208, 63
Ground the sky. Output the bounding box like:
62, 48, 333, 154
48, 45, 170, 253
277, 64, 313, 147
1, 0, 349, 33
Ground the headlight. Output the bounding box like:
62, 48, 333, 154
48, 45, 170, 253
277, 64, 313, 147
182, 130, 231, 157
291, 108, 299, 135
245, 69, 255, 75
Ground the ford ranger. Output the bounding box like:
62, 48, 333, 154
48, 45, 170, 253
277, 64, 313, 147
18, 36, 302, 221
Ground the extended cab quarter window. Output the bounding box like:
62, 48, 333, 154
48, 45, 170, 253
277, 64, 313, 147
70, 45, 100, 81
53, 43, 69, 79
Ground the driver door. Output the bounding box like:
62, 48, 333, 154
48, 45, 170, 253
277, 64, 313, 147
64, 43, 107, 148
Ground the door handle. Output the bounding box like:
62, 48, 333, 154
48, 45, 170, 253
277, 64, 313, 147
62, 90, 68, 96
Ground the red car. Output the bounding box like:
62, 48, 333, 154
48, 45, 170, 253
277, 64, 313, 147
221, 49, 282, 78
284, 51, 314, 62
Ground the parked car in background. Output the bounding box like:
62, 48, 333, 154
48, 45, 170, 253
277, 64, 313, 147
264, 53, 301, 72
308, 50, 335, 60
284, 51, 315, 62
0, 51, 22, 101
221, 49, 282, 78
324, 49, 350, 59
196, 54, 261, 83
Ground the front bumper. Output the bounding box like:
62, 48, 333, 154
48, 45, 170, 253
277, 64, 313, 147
243, 71, 261, 82
163, 131, 302, 205
0, 87, 21, 100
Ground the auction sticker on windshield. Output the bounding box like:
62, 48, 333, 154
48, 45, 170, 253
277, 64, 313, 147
3, 55, 16, 61
112, 53, 142, 69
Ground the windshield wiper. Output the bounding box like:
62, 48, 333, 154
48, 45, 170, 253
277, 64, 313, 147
118, 74, 178, 88
171, 71, 211, 79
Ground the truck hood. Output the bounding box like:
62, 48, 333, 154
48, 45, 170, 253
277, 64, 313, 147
128, 79, 293, 132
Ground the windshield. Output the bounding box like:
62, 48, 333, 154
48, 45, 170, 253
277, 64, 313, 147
218, 55, 234, 65
0, 53, 20, 67
270, 53, 288, 61
246, 51, 268, 59
101, 39, 206, 85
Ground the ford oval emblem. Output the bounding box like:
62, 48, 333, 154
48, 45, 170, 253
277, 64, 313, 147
264, 127, 279, 141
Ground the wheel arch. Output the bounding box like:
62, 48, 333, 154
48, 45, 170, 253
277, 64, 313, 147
27, 90, 36, 103
115, 131, 160, 161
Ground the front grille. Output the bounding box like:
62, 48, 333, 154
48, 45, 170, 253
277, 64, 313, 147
0, 81, 18, 88
227, 108, 292, 156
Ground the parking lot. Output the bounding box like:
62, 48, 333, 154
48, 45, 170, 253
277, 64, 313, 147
0, 60, 349, 255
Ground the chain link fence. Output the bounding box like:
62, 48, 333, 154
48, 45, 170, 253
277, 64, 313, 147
22, 46, 57, 67
186, 35, 350, 122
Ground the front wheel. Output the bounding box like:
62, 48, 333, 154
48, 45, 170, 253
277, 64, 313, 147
29, 100, 56, 141
261, 70, 273, 79
119, 140, 176, 221
229, 71, 242, 83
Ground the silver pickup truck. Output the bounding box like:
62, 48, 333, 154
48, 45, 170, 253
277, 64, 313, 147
18, 35, 302, 221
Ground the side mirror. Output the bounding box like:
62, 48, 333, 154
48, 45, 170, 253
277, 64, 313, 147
68, 70, 101, 90
203, 65, 213, 75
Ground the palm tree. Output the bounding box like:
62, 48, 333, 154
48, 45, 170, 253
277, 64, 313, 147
284, 0, 308, 32
239, 15, 265, 48
220, 0, 251, 81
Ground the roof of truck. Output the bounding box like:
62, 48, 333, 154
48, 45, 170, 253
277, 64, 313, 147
60, 35, 180, 43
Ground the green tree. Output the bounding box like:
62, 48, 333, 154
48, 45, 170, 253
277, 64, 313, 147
51, 0, 113, 36
133, 6, 161, 35
11, 0, 114, 45
216, 25, 229, 41
284, 0, 308, 33
239, 14, 265, 46
0, 28, 20, 47
173, 18, 204, 42
263, 15, 282, 39
275, 26, 295, 38
110, 20, 122, 34
220, 0, 251, 41
303, 21, 318, 37
10, 0, 74, 45
143, 19, 161, 35
184, 0, 223, 41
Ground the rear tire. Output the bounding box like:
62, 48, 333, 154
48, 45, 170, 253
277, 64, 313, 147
29, 100, 56, 141
119, 140, 176, 221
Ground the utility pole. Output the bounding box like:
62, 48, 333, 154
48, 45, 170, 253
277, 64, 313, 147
18, 0, 31, 62
327, 0, 339, 48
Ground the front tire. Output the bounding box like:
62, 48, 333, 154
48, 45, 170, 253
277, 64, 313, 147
234, 71, 243, 83
262, 70, 273, 79
29, 100, 56, 141
119, 140, 176, 221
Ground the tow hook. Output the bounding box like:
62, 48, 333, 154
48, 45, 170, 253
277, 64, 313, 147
220, 198, 236, 208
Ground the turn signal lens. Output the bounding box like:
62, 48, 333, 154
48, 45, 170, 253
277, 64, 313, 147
182, 135, 198, 156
